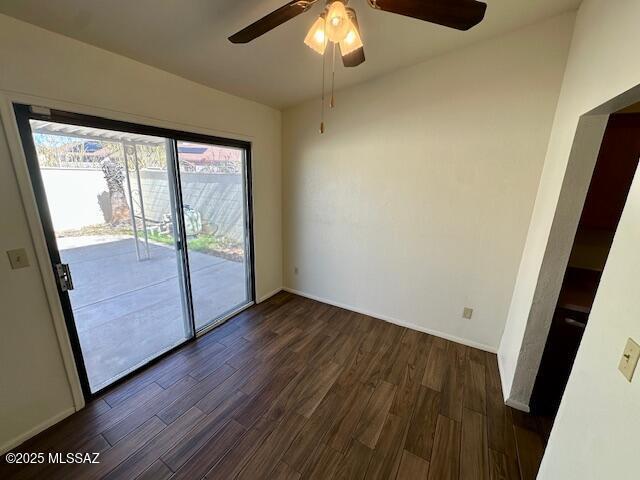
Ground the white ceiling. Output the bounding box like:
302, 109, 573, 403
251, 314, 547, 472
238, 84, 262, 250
0, 0, 581, 108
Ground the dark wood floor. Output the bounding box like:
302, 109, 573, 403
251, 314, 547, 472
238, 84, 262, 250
1, 292, 550, 480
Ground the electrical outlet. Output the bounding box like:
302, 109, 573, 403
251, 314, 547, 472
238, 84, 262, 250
7, 248, 30, 269
294, 267, 299, 275
463, 307, 473, 319
619, 338, 640, 382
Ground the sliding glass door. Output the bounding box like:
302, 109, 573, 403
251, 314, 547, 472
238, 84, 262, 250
176, 141, 251, 330
15, 105, 254, 396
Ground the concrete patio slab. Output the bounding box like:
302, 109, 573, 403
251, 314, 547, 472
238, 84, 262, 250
59, 236, 248, 391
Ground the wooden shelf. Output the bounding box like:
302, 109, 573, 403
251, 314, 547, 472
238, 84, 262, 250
567, 227, 614, 272
556, 267, 601, 314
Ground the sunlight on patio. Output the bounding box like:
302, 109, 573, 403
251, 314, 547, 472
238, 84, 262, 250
32, 119, 250, 391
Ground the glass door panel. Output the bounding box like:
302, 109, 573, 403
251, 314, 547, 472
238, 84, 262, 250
28, 119, 192, 392
176, 141, 251, 330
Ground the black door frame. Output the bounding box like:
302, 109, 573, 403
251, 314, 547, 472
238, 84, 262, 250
13, 103, 256, 400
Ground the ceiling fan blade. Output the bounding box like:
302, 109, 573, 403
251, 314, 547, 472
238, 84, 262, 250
229, 0, 318, 43
368, 0, 487, 31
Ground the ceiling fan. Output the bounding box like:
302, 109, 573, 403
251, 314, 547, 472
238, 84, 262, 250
229, 0, 487, 133
229, 0, 488, 67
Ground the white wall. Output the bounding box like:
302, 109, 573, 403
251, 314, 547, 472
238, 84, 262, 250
0, 14, 282, 453
541, 149, 640, 479
0, 113, 77, 454
41, 169, 109, 231
498, 0, 640, 410
487, 0, 640, 477
282, 13, 575, 352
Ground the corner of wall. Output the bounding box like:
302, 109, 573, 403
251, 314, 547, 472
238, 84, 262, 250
0, 407, 76, 456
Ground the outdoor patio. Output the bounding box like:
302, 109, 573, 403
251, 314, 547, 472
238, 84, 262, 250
59, 235, 248, 391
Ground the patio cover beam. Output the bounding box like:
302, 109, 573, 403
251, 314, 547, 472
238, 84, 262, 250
30, 120, 164, 146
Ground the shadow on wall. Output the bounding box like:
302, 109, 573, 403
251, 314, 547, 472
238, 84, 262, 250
141, 170, 244, 242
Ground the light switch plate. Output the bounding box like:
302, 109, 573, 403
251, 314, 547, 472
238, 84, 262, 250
463, 307, 473, 319
618, 338, 640, 382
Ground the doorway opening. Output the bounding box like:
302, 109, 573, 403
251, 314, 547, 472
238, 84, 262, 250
530, 111, 640, 416
15, 104, 255, 397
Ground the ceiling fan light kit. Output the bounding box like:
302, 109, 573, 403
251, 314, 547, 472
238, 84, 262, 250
304, 15, 328, 54
303, 3, 363, 59
229, 0, 487, 132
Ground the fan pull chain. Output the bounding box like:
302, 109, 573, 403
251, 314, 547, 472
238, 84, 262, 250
319, 18, 327, 134
330, 41, 336, 109
320, 50, 326, 134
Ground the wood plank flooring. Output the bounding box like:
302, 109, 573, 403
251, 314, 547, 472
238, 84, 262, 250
0, 292, 549, 480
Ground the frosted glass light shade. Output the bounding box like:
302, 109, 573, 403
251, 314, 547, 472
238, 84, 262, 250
339, 18, 363, 56
304, 16, 327, 54
325, 1, 350, 42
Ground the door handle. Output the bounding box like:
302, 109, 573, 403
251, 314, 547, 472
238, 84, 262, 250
55, 263, 74, 292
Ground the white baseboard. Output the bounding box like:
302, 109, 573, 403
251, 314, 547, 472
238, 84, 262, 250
505, 398, 531, 413
0, 407, 76, 455
496, 353, 531, 412
258, 287, 283, 303
497, 353, 510, 403
283, 287, 497, 354
497, 351, 513, 402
